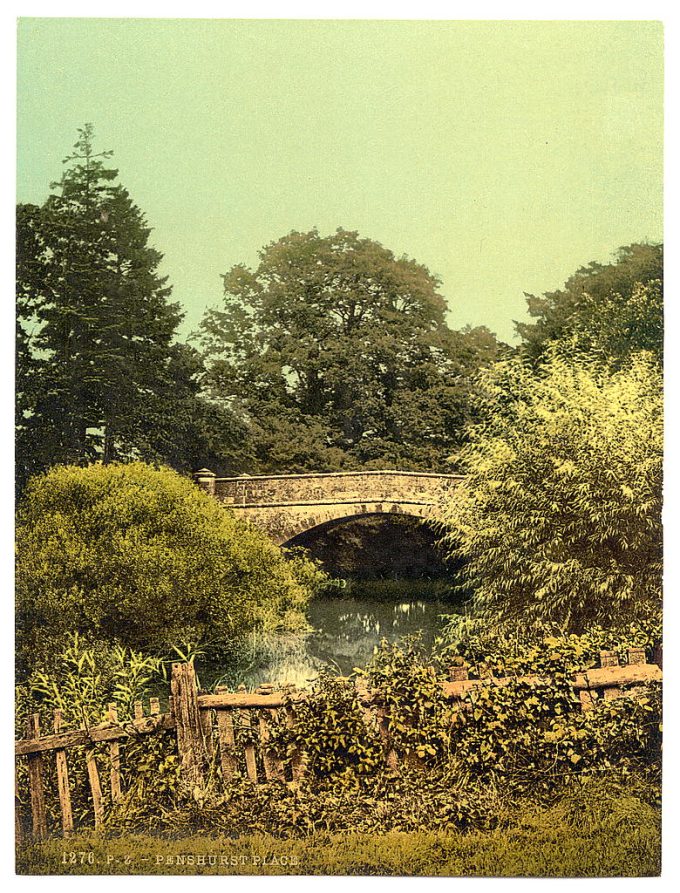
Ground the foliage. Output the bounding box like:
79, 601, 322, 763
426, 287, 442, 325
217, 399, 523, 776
436, 629, 662, 797
25, 633, 164, 728
276, 670, 385, 784
338, 578, 459, 603
447, 677, 660, 796
15, 125, 245, 493
438, 351, 662, 632
16, 633, 182, 834
16, 202, 49, 490
437, 616, 661, 676
16, 462, 322, 668
516, 242, 663, 366
366, 638, 451, 761
15, 635, 661, 872
198, 228, 504, 472
273, 633, 661, 803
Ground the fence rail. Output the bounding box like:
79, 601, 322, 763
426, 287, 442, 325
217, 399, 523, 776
15, 650, 661, 843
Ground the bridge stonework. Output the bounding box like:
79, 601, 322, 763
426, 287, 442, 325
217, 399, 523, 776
193, 469, 462, 545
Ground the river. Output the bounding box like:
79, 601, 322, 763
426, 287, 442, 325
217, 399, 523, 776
211, 583, 459, 690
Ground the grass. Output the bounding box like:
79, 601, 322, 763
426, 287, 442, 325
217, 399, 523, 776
17, 817, 661, 877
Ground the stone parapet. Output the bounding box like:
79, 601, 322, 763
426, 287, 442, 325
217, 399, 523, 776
213, 470, 462, 507
194, 469, 463, 545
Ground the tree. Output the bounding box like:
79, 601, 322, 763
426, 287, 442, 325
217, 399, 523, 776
16, 462, 322, 671
199, 228, 503, 472
117, 340, 253, 478
438, 351, 662, 633
516, 243, 663, 366
16, 125, 245, 492
16, 202, 56, 486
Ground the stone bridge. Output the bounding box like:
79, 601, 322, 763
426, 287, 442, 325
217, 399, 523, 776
193, 469, 463, 545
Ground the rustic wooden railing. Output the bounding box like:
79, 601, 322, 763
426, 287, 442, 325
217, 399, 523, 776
15, 651, 661, 843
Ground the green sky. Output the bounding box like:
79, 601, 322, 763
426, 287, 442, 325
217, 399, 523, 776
17, 18, 663, 343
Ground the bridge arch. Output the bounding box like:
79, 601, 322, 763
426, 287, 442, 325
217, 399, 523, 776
193, 469, 462, 546
279, 504, 433, 548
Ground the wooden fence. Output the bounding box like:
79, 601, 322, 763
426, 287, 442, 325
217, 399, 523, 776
15, 651, 661, 844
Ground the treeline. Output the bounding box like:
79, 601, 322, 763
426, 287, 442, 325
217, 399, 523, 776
17, 126, 502, 490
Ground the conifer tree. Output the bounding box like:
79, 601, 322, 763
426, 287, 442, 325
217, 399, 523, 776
16, 125, 243, 490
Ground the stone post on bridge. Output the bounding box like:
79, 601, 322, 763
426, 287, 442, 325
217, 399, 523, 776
193, 468, 216, 497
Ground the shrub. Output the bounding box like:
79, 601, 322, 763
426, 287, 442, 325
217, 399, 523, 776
15, 634, 182, 834
438, 629, 662, 796
275, 670, 385, 786
438, 351, 662, 633
366, 637, 451, 763
16, 462, 324, 670
436, 616, 662, 676
275, 635, 661, 805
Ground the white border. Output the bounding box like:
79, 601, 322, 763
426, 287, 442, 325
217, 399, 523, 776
2, 4, 678, 891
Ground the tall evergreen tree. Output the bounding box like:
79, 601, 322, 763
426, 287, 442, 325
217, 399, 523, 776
16, 125, 243, 491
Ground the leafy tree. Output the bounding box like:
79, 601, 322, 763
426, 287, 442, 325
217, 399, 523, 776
438, 351, 662, 633
16, 125, 245, 492
199, 228, 503, 472
516, 243, 663, 366
16, 462, 323, 672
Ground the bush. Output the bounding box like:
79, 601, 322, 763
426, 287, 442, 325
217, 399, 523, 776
273, 635, 661, 805
437, 629, 662, 797
436, 616, 662, 676
276, 670, 385, 786
439, 351, 662, 633
16, 462, 324, 670
15, 634, 183, 834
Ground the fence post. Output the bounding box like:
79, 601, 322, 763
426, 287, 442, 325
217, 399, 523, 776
171, 662, 206, 791
85, 749, 104, 830
627, 647, 646, 666
15, 765, 23, 847
53, 710, 74, 834
108, 704, 122, 804
25, 714, 47, 842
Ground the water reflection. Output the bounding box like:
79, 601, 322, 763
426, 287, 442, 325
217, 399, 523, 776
216, 594, 453, 689
307, 597, 448, 675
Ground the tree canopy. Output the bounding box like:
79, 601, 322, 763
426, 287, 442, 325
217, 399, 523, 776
16, 125, 244, 492
438, 351, 662, 633
516, 243, 663, 366
199, 228, 503, 472
16, 462, 322, 671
